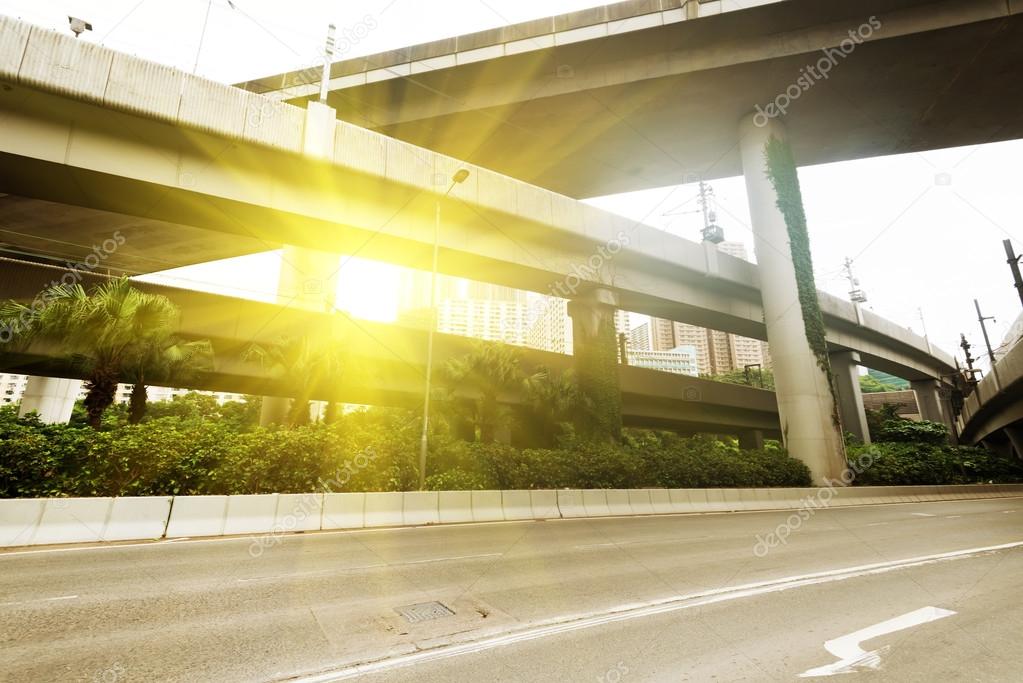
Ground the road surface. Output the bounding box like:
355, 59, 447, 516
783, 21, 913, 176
1, 497, 1021, 681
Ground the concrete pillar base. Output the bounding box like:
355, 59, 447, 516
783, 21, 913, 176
1005, 425, 1023, 461
737, 429, 765, 451
567, 288, 622, 442
18, 376, 80, 424
910, 379, 954, 443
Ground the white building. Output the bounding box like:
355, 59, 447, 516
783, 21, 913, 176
627, 345, 699, 376
0, 372, 246, 410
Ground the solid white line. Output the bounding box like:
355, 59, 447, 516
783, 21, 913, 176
0, 594, 78, 608
281, 540, 1023, 682
911, 513, 936, 517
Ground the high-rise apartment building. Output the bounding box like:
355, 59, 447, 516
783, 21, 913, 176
631, 241, 771, 376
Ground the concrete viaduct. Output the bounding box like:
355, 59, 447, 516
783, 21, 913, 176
0, 258, 781, 444
0, 1, 995, 482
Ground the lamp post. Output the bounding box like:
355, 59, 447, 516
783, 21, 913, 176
419, 168, 470, 490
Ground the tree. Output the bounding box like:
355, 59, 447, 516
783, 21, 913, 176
521, 366, 578, 447
126, 323, 213, 424
709, 367, 776, 390
244, 330, 346, 426
0, 278, 210, 429
859, 374, 901, 393
440, 342, 524, 443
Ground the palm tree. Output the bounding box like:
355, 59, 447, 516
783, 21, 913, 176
126, 337, 214, 424
441, 342, 524, 443
0, 278, 211, 429
522, 366, 578, 447
244, 330, 346, 426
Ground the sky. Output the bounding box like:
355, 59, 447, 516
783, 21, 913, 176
2, 0, 1021, 371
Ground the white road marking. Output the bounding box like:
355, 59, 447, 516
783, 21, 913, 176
798, 606, 956, 677
866, 522, 889, 527
0, 594, 78, 608
911, 513, 936, 517
945, 515, 962, 519
282, 541, 1022, 682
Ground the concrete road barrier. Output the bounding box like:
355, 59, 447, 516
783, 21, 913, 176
0, 499, 45, 547
223, 494, 279, 536
321, 493, 365, 530
32, 497, 113, 546
582, 490, 611, 517
363, 492, 404, 528
627, 490, 655, 515
165, 495, 228, 538
530, 490, 560, 519
104, 496, 172, 542
556, 490, 586, 518
274, 493, 324, 533
438, 491, 473, 524
4, 484, 1021, 548
403, 491, 439, 526
502, 490, 533, 521
471, 490, 504, 522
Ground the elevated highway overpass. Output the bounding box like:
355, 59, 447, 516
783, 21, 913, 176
0, 259, 781, 440
959, 338, 1023, 458
242, 0, 1023, 198
0, 17, 952, 382
0, 13, 969, 479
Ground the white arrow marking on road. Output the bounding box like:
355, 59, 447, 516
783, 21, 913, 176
799, 606, 956, 677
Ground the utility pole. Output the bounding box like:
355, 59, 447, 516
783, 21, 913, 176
959, 333, 980, 385
697, 181, 724, 244
319, 24, 337, 103
1004, 239, 1023, 309
974, 299, 1001, 388
617, 333, 629, 365
841, 257, 868, 303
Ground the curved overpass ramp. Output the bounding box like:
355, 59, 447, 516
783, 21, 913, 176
959, 340, 1023, 458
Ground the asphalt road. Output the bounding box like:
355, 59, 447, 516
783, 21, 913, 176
1, 497, 1021, 682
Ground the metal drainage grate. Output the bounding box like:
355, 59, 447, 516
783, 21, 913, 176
394, 601, 455, 624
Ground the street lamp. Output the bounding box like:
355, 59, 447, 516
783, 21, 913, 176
419, 168, 470, 489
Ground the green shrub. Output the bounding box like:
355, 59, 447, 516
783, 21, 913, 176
848, 442, 1023, 485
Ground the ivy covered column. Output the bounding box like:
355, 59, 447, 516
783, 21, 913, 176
738, 114, 848, 485
567, 288, 622, 443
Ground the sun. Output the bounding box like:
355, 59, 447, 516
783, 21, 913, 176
334, 256, 401, 323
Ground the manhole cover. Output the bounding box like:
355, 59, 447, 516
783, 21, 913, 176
394, 601, 455, 624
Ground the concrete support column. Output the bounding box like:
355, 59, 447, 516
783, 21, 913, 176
738, 114, 847, 485
567, 288, 622, 442
737, 429, 765, 451
910, 379, 946, 425
829, 350, 871, 444
259, 244, 340, 426
1005, 425, 1023, 461
18, 376, 81, 424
